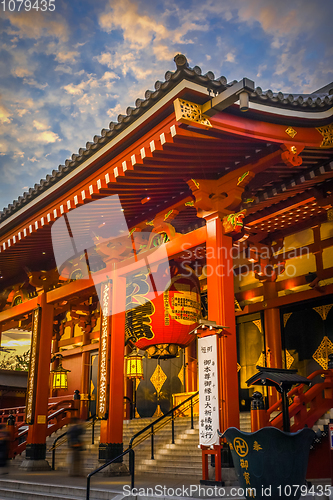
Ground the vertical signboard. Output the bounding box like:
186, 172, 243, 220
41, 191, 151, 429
25, 307, 41, 424
97, 281, 111, 419
198, 335, 220, 446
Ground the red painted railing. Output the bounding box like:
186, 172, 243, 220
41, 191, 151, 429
1, 395, 78, 458
252, 369, 333, 432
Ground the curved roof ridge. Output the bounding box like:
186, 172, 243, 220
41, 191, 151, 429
1, 54, 333, 222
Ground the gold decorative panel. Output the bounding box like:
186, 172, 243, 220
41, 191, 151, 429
285, 350, 295, 370
237, 363, 241, 372
97, 281, 111, 419
150, 364, 167, 395
316, 123, 333, 148
174, 98, 212, 129
26, 307, 41, 424
285, 127, 297, 138
283, 313, 293, 328
313, 304, 333, 321
312, 336, 333, 370
256, 352, 266, 367
178, 367, 184, 386
253, 319, 262, 333
235, 298, 242, 312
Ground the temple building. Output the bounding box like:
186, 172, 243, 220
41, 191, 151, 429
0, 54, 333, 473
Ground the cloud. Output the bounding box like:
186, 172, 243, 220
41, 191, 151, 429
55, 50, 80, 63
23, 79, 49, 89
37, 131, 60, 143
106, 103, 123, 119
3, 11, 69, 42
13, 67, 34, 78
0, 103, 12, 124
1, 339, 31, 347
33, 120, 50, 131
54, 65, 73, 74
64, 81, 88, 96
225, 52, 235, 63
101, 71, 120, 81
99, 0, 168, 50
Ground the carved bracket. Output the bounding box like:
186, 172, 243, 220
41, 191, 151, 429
222, 210, 247, 234
187, 168, 255, 219
316, 123, 333, 148
174, 98, 212, 129
281, 144, 303, 168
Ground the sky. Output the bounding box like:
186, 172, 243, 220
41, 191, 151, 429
0, 0, 333, 213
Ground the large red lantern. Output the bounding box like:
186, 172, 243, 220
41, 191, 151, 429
125, 261, 201, 358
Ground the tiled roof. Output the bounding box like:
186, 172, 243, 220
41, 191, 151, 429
1, 54, 333, 222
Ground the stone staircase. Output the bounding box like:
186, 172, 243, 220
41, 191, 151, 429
10, 412, 251, 477
312, 408, 333, 432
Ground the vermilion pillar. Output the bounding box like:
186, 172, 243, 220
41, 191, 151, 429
22, 292, 54, 469
263, 281, 283, 406
205, 214, 239, 432
185, 341, 198, 392
263, 281, 283, 369
99, 274, 126, 463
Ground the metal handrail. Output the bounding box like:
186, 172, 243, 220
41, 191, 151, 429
86, 448, 134, 500
49, 414, 98, 470
129, 391, 199, 458
51, 431, 67, 470
85, 391, 198, 499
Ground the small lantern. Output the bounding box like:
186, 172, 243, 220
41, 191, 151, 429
126, 349, 144, 380
51, 355, 71, 389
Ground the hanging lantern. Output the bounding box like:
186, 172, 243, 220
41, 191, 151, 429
125, 261, 201, 359
51, 356, 71, 389
126, 349, 144, 379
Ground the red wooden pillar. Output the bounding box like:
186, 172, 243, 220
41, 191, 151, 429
205, 214, 239, 432
99, 273, 126, 463
185, 341, 198, 392
22, 292, 54, 469
263, 281, 283, 406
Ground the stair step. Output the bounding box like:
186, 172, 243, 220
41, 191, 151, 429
0, 480, 112, 500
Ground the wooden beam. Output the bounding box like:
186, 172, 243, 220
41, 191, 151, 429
0, 296, 38, 324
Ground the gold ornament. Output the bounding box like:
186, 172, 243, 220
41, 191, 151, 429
313, 305, 333, 321
283, 313, 293, 327
253, 319, 262, 333
285, 349, 295, 370
150, 364, 167, 395
316, 123, 333, 148
178, 367, 184, 386
174, 98, 212, 129
312, 336, 333, 370
285, 127, 297, 139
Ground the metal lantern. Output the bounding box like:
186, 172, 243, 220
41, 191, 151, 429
126, 349, 144, 380
51, 356, 71, 389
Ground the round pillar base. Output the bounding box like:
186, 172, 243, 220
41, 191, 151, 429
19, 459, 51, 471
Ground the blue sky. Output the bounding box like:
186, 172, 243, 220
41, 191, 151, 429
0, 0, 332, 212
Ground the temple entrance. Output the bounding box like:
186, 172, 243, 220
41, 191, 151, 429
136, 352, 185, 418
282, 296, 333, 378
236, 313, 266, 411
